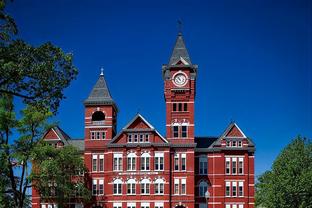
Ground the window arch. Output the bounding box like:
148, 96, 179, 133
199, 181, 208, 197
127, 152, 136, 171
140, 178, 151, 195
141, 152, 150, 171
154, 178, 165, 195
92, 111, 105, 121
113, 179, 122, 195
127, 179, 136, 195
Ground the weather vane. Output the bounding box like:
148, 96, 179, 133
177, 19, 183, 34
100, 67, 104, 76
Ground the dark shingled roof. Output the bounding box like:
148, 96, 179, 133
68, 139, 85, 151
169, 32, 192, 65
195, 136, 218, 148
84, 72, 116, 107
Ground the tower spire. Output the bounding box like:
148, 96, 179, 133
168, 32, 192, 66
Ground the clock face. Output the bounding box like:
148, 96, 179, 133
173, 73, 187, 86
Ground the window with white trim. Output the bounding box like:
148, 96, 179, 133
174, 178, 179, 195
225, 157, 230, 175
232, 182, 237, 197
238, 181, 244, 196
238, 158, 244, 174
225, 181, 230, 197
99, 155, 104, 172
99, 179, 104, 195
127, 203, 136, 208
113, 153, 123, 171
181, 125, 187, 138
140, 179, 150, 195
113, 202, 122, 208
154, 178, 164, 195
92, 179, 97, 195
199, 181, 208, 197
155, 152, 164, 171
90, 131, 106, 140
174, 154, 179, 171
154, 202, 164, 208
127, 152, 136, 171
173, 126, 179, 138
140, 152, 150, 171
181, 178, 186, 195
232, 158, 237, 175
141, 203, 150, 208
199, 156, 208, 175
92, 155, 97, 172
127, 179, 136, 195
113, 179, 122, 195
181, 153, 186, 171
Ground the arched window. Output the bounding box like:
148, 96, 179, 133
92, 111, 105, 122
113, 179, 122, 195
140, 178, 151, 195
127, 179, 136, 195
199, 181, 208, 197
127, 152, 136, 171
154, 178, 164, 195
141, 152, 150, 171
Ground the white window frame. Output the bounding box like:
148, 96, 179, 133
99, 179, 104, 195
92, 179, 97, 195
140, 153, 150, 171
154, 152, 164, 171
154, 178, 164, 195
181, 153, 186, 171
140, 179, 150, 195
127, 152, 136, 171
225, 157, 231, 175
181, 178, 186, 195
174, 154, 179, 171
238, 181, 244, 197
99, 154, 104, 172
127, 179, 136, 195
238, 157, 244, 175
232, 181, 237, 197
113, 153, 123, 171
154, 202, 164, 208
174, 178, 179, 195
113, 179, 122, 195
232, 158, 237, 175
225, 181, 231, 197
92, 155, 97, 172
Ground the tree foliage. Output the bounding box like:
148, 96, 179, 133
255, 137, 312, 208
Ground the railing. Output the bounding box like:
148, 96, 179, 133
92, 120, 105, 125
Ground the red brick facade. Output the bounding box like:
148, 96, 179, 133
32, 33, 255, 208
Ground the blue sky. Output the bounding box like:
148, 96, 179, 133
7, 0, 312, 176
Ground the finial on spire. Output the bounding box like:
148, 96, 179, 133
100, 67, 104, 76
177, 19, 183, 35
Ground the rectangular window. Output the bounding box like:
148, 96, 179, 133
173, 103, 177, 111
91, 132, 95, 140
102, 132, 106, 139
239, 205, 244, 208
174, 154, 179, 171
174, 179, 179, 195
145, 134, 149, 142
134, 134, 138, 142
127, 183, 135, 194
99, 180, 104, 195
225, 205, 230, 208
155, 202, 164, 208
96, 132, 100, 140
114, 153, 123, 171
226, 140, 231, 147
173, 126, 179, 138
232, 141, 237, 147
199, 157, 208, 175
181, 154, 186, 171
155, 152, 164, 171
225, 182, 230, 197
238, 140, 242, 147
181, 179, 186, 195
232, 182, 237, 197
92, 155, 97, 172
139, 134, 144, 142
113, 203, 122, 208
92, 180, 97, 195
127, 203, 136, 208
140, 183, 150, 194
238, 158, 244, 174
183, 103, 187, 111
232, 158, 237, 175
225, 158, 230, 175
181, 126, 187, 138
99, 155, 104, 172
127, 157, 136, 171
141, 157, 150, 171
141, 203, 149, 208
114, 183, 122, 195
178, 103, 182, 111
128, 134, 132, 143
233, 205, 237, 208
239, 181, 244, 196
155, 183, 164, 195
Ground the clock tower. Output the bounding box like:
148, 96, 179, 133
162, 32, 198, 144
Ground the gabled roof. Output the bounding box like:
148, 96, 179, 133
169, 33, 192, 66
84, 70, 117, 109
212, 122, 255, 148
109, 114, 168, 144
43, 126, 85, 152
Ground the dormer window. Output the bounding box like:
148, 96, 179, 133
127, 134, 150, 143
232, 141, 237, 147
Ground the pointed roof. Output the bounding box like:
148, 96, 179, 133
84, 70, 116, 108
168, 32, 192, 66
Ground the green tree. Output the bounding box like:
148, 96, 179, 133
31, 143, 91, 208
0, 1, 89, 208
255, 137, 312, 208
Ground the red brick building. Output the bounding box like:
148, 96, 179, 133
32, 33, 255, 208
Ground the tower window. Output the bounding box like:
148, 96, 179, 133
173, 126, 179, 138
178, 103, 182, 111
92, 111, 105, 121
173, 103, 177, 111
181, 126, 187, 138
184, 103, 187, 111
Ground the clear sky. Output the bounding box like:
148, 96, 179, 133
7, 0, 312, 176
